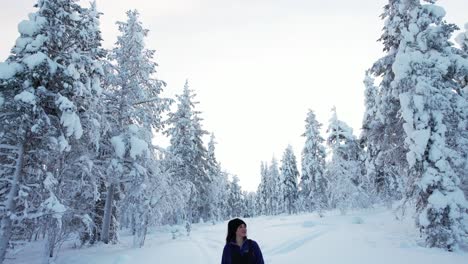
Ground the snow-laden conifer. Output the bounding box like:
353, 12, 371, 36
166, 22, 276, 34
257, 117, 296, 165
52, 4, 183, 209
268, 158, 283, 215
387, 0, 468, 250
244, 192, 257, 218
300, 110, 328, 214
366, 0, 414, 207
103, 9, 171, 247
206, 133, 227, 222
56, 0, 108, 248
326, 108, 366, 214
0, 0, 105, 261
280, 145, 299, 214
256, 162, 269, 215
455, 23, 468, 52
452, 23, 468, 198
360, 71, 403, 205
227, 175, 244, 218
165, 81, 211, 223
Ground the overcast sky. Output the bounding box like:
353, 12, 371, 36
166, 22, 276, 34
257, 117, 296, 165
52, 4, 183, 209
1, 0, 467, 192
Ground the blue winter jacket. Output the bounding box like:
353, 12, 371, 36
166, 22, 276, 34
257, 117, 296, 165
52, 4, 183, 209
221, 239, 264, 264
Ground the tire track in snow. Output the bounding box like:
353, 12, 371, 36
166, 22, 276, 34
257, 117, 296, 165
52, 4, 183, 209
265, 228, 330, 256
189, 234, 220, 264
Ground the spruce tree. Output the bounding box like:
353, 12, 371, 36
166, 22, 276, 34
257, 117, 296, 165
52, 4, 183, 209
455, 23, 468, 53
256, 162, 269, 215
389, 0, 468, 250
360, 71, 403, 205
103, 9, 171, 247
280, 145, 299, 214
227, 176, 244, 217
206, 133, 224, 222
366, 0, 413, 207
165, 81, 210, 223
58, 0, 106, 247
326, 108, 365, 214
300, 110, 328, 214
269, 157, 282, 215
453, 23, 468, 198
0, 0, 105, 261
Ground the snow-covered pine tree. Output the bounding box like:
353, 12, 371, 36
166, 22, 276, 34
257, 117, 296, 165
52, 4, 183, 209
387, 0, 468, 250
366, 0, 413, 207
103, 9, 171, 247
56, 0, 106, 248
326, 108, 366, 214
244, 192, 257, 218
0, 0, 105, 261
453, 23, 468, 198
191, 112, 211, 222
300, 110, 328, 214
206, 133, 225, 223
165, 81, 210, 223
261, 159, 277, 215
227, 175, 245, 218
280, 145, 299, 214
156, 147, 193, 226
360, 71, 401, 206
218, 170, 231, 220
455, 23, 468, 53
256, 162, 269, 215
268, 157, 282, 215
88, 59, 123, 246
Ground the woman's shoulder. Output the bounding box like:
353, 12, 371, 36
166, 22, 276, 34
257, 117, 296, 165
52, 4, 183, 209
224, 241, 238, 249
247, 239, 259, 247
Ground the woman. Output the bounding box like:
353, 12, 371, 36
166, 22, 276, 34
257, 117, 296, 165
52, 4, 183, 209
221, 218, 264, 264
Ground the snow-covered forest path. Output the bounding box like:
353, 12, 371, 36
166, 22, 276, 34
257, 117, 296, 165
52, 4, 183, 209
7, 208, 468, 264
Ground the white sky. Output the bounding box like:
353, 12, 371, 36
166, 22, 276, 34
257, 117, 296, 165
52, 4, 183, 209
1, 0, 467, 192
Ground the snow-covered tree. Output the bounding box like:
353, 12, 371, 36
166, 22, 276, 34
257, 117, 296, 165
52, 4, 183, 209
385, 0, 468, 250
206, 133, 226, 222
360, 71, 402, 206
269, 157, 283, 215
455, 23, 468, 52
165, 81, 210, 223
300, 110, 328, 214
280, 145, 299, 214
103, 9, 171, 247
326, 108, 366, 214
366, 0, 415, 207
0, 0, 105, 261
218, 171, 231, 220
57, 0, 106, 248
244, 192, 257, 218
453, 23, 468, 198
227, 175, 244, 218
257, 158, 281, 216
156, 148, 193, 226
256, 162, 269, 215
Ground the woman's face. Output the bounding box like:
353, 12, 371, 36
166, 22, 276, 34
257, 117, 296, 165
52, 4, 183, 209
236, 224, 247, 238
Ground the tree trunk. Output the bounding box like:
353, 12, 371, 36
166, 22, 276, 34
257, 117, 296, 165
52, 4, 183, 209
101, 183, 115, 244
42, 219, 59, 264
0, 143, 25, 264
135, 214, 149, 248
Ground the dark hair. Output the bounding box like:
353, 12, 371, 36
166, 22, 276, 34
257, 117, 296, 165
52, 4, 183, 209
226, 218, 247, 243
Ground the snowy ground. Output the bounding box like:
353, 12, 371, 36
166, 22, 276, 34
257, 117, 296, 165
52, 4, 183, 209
6, 208, 468, 264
